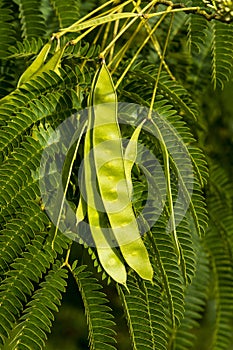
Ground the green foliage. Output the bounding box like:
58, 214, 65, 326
71, 263, 118, 350
50, 0, 80, 28
118, 273, 168, 350
2, 261, 68, 349
204, 163, 233, 349
211, 21, 233, 88
0, 0, 16, 59
0, 1, 233, 350
18, 0, 47, 39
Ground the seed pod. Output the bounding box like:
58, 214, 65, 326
18, 43, 66, 89
124, 120, 146, 198
83, 79, 128, 287
17, 42, 51, 87
92, 61, 153, 281
36, 46, 66, 76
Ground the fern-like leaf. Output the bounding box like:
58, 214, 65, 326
149, 218, 186, 328
118, 273, 168, 350
7, 38, 44, 58
187, 14, 209, 54
121, 77, 208, 238
0, 1, 16, 59
2, 261, 68, 349
174, 235, 210, 349
204, 163, 233, 349
71, 263, 117, 350
0, 202, 49, 276
211, 21, 233, 89
128, 68, 199, 123
18, 0, 46, 39
0, 136, 46, 223
50, 0, 80, 28
0, 236, 54, 345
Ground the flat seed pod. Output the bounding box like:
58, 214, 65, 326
84, 86, 127, 287
92, 62, 153, 281
17, 42, 51, 87
124, 119, 146, 198
36, 46, 66, 76
76, 195, 86, 222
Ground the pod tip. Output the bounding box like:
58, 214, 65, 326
122, 283, 130, 294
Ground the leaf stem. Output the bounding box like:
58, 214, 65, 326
51, 121, 87, 250
150, 119, 181, 264
133, 0, 175, 80
115, 8, 169, 89
147, 11, 173, 120
61, 246, 72, 269
108, 2, 141, 70
100, 0, 159, 56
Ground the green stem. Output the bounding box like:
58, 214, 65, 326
150, 120, 181, 264
57, 0, 119, 34
100, 14, 142, 57
109, 0, 148, 72
115, 9, 169, 89
100, 0, 158, 56
71, 26, 97, 45
55, 12, 140, 39
51, 121, 87, 250
61, 246, 72, 269
147, 11, 174, 120
146, 14, 180, 263
108, 3, 140, 70
133, 0, 175, 80
101, 21, 112, 51
147, 6, 200, 18
109, 8, 122, 62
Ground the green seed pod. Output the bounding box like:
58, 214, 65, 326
124, 120, 146, 198
37, 46, 66, 76
83, 78, 128, 287
17, 42, 51, 87
92, 61, 153, 282
17, 43, 66, 89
